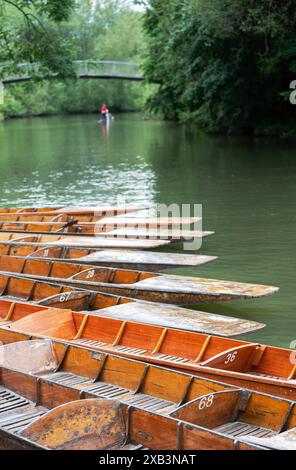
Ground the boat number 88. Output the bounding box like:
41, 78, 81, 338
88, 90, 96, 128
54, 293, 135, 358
224, 351, 237, 364
198, 395, 214, 410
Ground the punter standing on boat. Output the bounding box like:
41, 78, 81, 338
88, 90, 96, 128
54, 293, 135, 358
100, 103, 109, 120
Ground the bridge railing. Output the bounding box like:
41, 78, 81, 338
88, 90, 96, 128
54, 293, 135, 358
1, 60, 143, 82
74, 60, 142, 78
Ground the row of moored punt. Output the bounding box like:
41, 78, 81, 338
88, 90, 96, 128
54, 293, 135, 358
0, 204, 292, 450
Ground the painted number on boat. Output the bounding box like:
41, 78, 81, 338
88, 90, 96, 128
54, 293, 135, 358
59, 292, 72, 303
86, 269, 95, 279
198, 394, 214, 410
224, 351, 237, 364
43, 249, 49, 257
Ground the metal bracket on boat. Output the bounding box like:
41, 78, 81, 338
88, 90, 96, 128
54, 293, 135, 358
176, 421, 183, 450
231, 389, 252, 420
35, 377, 41, 406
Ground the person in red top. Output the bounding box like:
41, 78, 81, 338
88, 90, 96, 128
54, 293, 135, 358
100, 103, 109, 119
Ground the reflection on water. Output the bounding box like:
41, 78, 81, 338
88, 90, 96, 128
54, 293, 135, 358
0, 113, 295, 348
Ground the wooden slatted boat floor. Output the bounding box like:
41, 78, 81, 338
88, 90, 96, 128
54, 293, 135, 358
0, 388, 46, 433
0, 340, 296, 450
0, 255, 279, 304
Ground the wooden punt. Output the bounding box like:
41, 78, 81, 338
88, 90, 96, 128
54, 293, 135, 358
0, 216, 200, 235
0, 238, 217, 271
0, 204, 149, 216
0, 254, 278, 304
0, 234, 172, 250
0, 302, 294, 399
0, 339, 296, 450
0, 219, 213, 240
95, 227, 215, 241
0, 283, 265, 337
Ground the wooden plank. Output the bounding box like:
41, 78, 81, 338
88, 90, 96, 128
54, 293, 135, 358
0, 259, 279, 304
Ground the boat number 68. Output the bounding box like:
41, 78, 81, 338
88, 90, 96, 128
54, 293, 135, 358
224, 351, 237, 365
198, 395, 214, 410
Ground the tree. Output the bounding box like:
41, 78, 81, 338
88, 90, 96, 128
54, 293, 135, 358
143, 0, 296, 137
0, 0, 75, 76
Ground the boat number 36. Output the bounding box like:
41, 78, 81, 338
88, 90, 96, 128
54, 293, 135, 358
224, 351, 237, 365
198, 395, 214, 410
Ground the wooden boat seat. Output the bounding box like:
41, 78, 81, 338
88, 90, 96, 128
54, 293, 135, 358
214, 421, 276, 439
0, 407, 46, 435
0, 388, 30, 414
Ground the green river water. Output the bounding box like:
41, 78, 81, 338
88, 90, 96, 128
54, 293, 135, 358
0, 113, 295, 348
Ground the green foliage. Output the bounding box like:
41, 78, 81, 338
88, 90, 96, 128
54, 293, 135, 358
0, 0, 75, 72
143, 0, 296, 137
2, 0, 148, 118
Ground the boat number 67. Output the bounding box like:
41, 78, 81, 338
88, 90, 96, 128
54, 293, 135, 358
198, 395, 214, 410
59, 292, 71, 303
224, 351, 237, 364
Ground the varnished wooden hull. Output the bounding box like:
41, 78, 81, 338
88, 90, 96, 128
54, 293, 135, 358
0, 255, 279, 304
0, 204, 149, 217
0, 215, 199, 235
0, 236, 217, 271
0, 299, 293, 399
